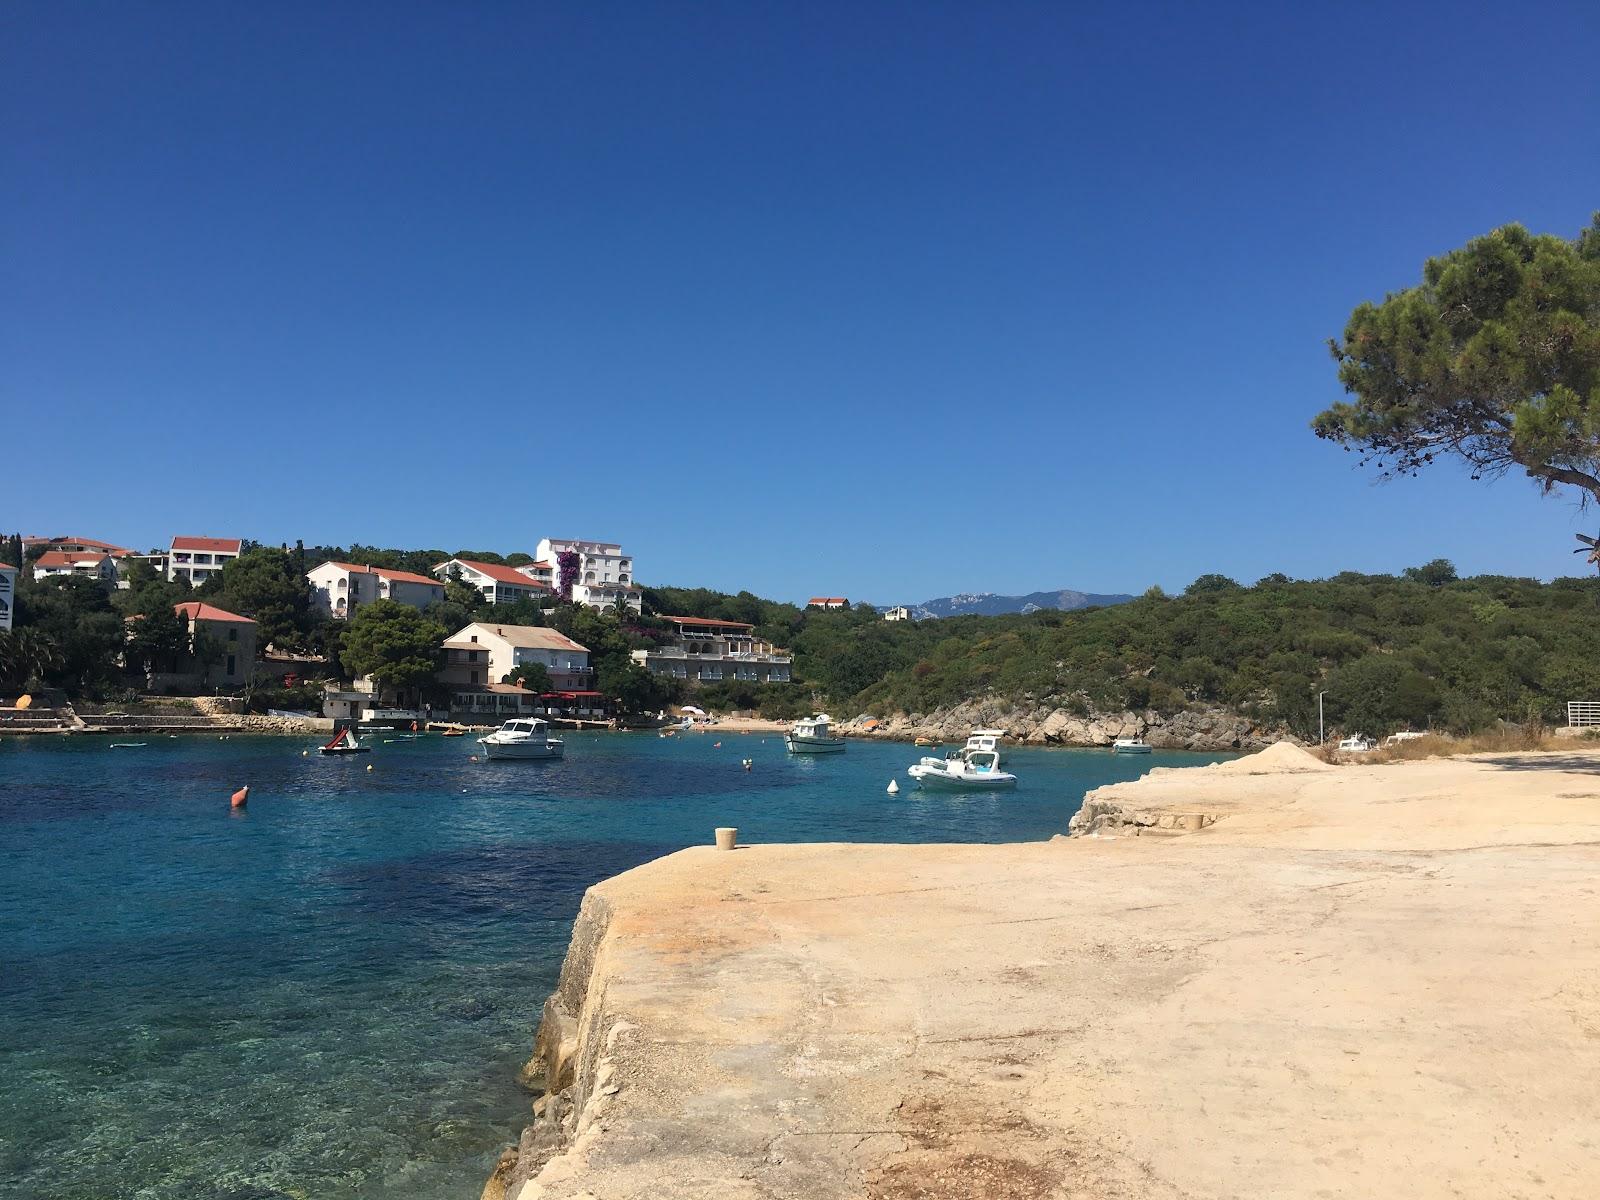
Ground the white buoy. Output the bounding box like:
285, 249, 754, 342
887, 779, 900, 794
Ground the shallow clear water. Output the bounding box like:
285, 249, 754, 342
0, 732, 1231, 1198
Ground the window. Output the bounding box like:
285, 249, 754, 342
228, 628, 238, 642
471, 670, 480, 685
226, 655, 236, 675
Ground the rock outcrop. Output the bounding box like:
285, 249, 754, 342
486, 759, 1600, 1199
843, 699, 1288, 751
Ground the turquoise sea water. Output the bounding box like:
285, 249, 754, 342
0, 732, 1232, 1199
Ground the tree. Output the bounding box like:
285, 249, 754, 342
596, 660, 677, 714
3, 533, 21, 568
1315, 217, 1600, 508
216, 547, 315, 651
0, 628, 62, 688
1404, 559, 1458, 587
1184, 574, 1243, 596
125, 606, 190, 676
340, 600, 446, 694
507, 662, 553, 692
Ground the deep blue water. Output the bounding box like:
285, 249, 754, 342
0, 732, 1231, 1199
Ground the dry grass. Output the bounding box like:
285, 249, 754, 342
1310, 727, 1600, 765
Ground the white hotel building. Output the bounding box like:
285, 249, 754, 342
433, 558, 552, 606
168, 536, 242, 585
534, 537, 641, 614
631, 616, 793, 685
307, 561, 446, 618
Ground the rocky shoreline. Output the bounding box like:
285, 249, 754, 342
842, 698, 1288, 752
481, 750, 1600, 1200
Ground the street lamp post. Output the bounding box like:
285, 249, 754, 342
1316, 690, 1327, 745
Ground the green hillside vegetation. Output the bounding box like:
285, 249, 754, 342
648, 566, 1600, 739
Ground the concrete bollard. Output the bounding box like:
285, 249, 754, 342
1181, 813, 1205, 831
715, 827, 738, 851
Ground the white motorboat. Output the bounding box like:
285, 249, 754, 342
785, 713, 846, 754
1112, 738, 1152, 754
1337, 734, 1376, 753
479, 718, 565, 761
907, 747, 1017, 790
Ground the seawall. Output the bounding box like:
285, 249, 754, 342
487, 749, 1600, 1199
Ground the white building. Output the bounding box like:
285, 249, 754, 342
807, 596, 848, 610
516, 560, 555, 588
440, 622, 593, 690
884, 606, 912, 621
534, 537, 641, 613
32, 551, 120, 587
168, 536, 242, 585
631, 615, 793, 685
0, 563, 15, 630
308, 561, 446, 618
433, 558, 552, 606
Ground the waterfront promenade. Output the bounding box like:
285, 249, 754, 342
495, 748, 1600, 1199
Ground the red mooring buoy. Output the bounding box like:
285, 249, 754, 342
230, 786, 250, 809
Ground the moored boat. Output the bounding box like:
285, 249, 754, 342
785, 714, 846, 754
479, 718, 565, 761
1112, 738, 1152, 754
907, 747, 1017, 790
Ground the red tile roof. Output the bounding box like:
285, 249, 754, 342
175, 601, 255, 624
807, 597, 848, 605
171, 536, 242, 553
23, 536, 135, 556
665, 614, 755, 629
328, 562, 443, 587
34, 551, 114, 568
440, 559, 553, 588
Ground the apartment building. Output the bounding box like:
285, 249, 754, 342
433, 558, 552, 606
533, 537, 642, 613
168, 536, 242, 585
630, 615, 793, 685
307, 561, 446, 617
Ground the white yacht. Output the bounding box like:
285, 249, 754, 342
1112, 738, 1152, 754
479, 718, 565, 761
907, 747, 1017, 790
906, 729, 1017, 790
785, 714, 846, 754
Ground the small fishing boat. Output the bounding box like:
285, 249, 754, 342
110, 742, 147, 749
479, 718, 564, 761
914, 736, 938, 748
441, 729, 466, 738
319, 728, 370, 755
1337, 734, 1376, 753
1111, 738, 1152, 754
785, 714, 846, 754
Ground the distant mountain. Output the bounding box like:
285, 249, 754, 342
887, 589, 1137, 620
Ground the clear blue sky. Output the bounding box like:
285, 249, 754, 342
5, 2, 1599, 604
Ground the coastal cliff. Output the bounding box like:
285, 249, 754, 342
842, 698, 1286, 750
485, 751, 1600, 1199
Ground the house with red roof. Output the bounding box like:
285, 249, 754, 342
22, 535, 135, 558
168, 536, 243, 585
807, 597, 849, 609
630, 615, 793, 685
132, 602, 258, 692
32, 550, 121, 587
308, 560, 446, 618
433, 558, 552, 607
174, 602, 257, 687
